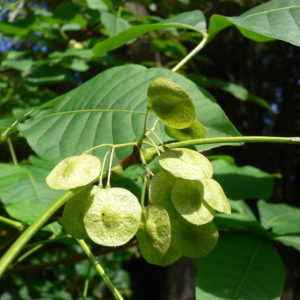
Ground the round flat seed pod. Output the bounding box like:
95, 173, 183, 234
83, 186, 142, 247
137, 205, 172, 265
159, 148, 213, 180
165, 120, 206, 141
199, 179, 231, 214
173, 219, 219, 258
59, 186, 93, 239
46, 154, 101, 190
149, 169, 175, 210
171, 179, 215, 225
147, 77, 196, 129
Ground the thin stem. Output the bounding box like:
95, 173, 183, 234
77, 239, 124, 300
85, 142, 137, 154
137, 109, 149, 148
14, 233, 58, 266
7, 138, 18, 165
147, 130, 164, 147
0, 190, 77, 277
106, 147, 115, 187
165, 136, 300, 149
99, 149, 112, 187
83, 262, 92, 300
145, 136, 160, 155
140, 176, 148, 207
24, 234, 70, 249
0, 216, 24, 231
172, 32, 208, 72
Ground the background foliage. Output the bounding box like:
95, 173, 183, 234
0, 0, 300, 299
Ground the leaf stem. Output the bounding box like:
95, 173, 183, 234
99, 149, 112, 187
106, 147, 115, 187
165, 136, 300, 149
7, 138, 18, 165
0, 190, 77, 277
172, 31, 208, 72
0, 216, 24, 231
77, 239, 124, 300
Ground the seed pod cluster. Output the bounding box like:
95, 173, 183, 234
136, 148, 230, 266
47, 154, 142, 247
147, 77, 206, 141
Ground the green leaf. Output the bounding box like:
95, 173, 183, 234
230, 200, 256, 220
49, 49, 94, 60
101, 11, 131, 37
274, 235, 300, 251
93, 10, 206, 56
258, 200, 300, 235
0, 158, 64, 225
196, 232, 285, 300
25, 66, 75, 85
209, 0, 300, 46
211, 159, 278, 200
86, 0, 110, 11
1, 59, 34, 75
20, 65, 240, 163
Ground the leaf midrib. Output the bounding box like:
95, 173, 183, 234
245, 5, 300, 18
231, 240, 263, 299
39, 108, 146, 119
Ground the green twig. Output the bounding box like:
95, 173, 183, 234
77, 239, 124, 300
165, 136, 300, 149
0, 190, 77, 277
172, 32, 208, 72
0, 216, 24, 231
7, 138, 18, 165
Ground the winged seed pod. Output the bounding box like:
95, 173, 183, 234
46, 153, 101, 190
171, 178, 215, 225
164, 120, 206, 141
158, 148, 213, 180
198, 178, 231, 214
83, 186, 142, 247
59, 186, 93, 239
147, 77, 196, 129
136, 205, 172, 264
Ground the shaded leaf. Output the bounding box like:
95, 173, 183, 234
211, 159, 278, 200
196, 232, 285, 300
258, 200, 300, 235
0, 158, 64, 226
192, 75, 273, 111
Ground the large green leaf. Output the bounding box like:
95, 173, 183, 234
196, 232, 285, 300
20, 64, 240, 163
211, 159, 278, 200
209, 0, 300, 46
93, 10, 206, 56
258, 200, 300, 235
0, 157, 64, 226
